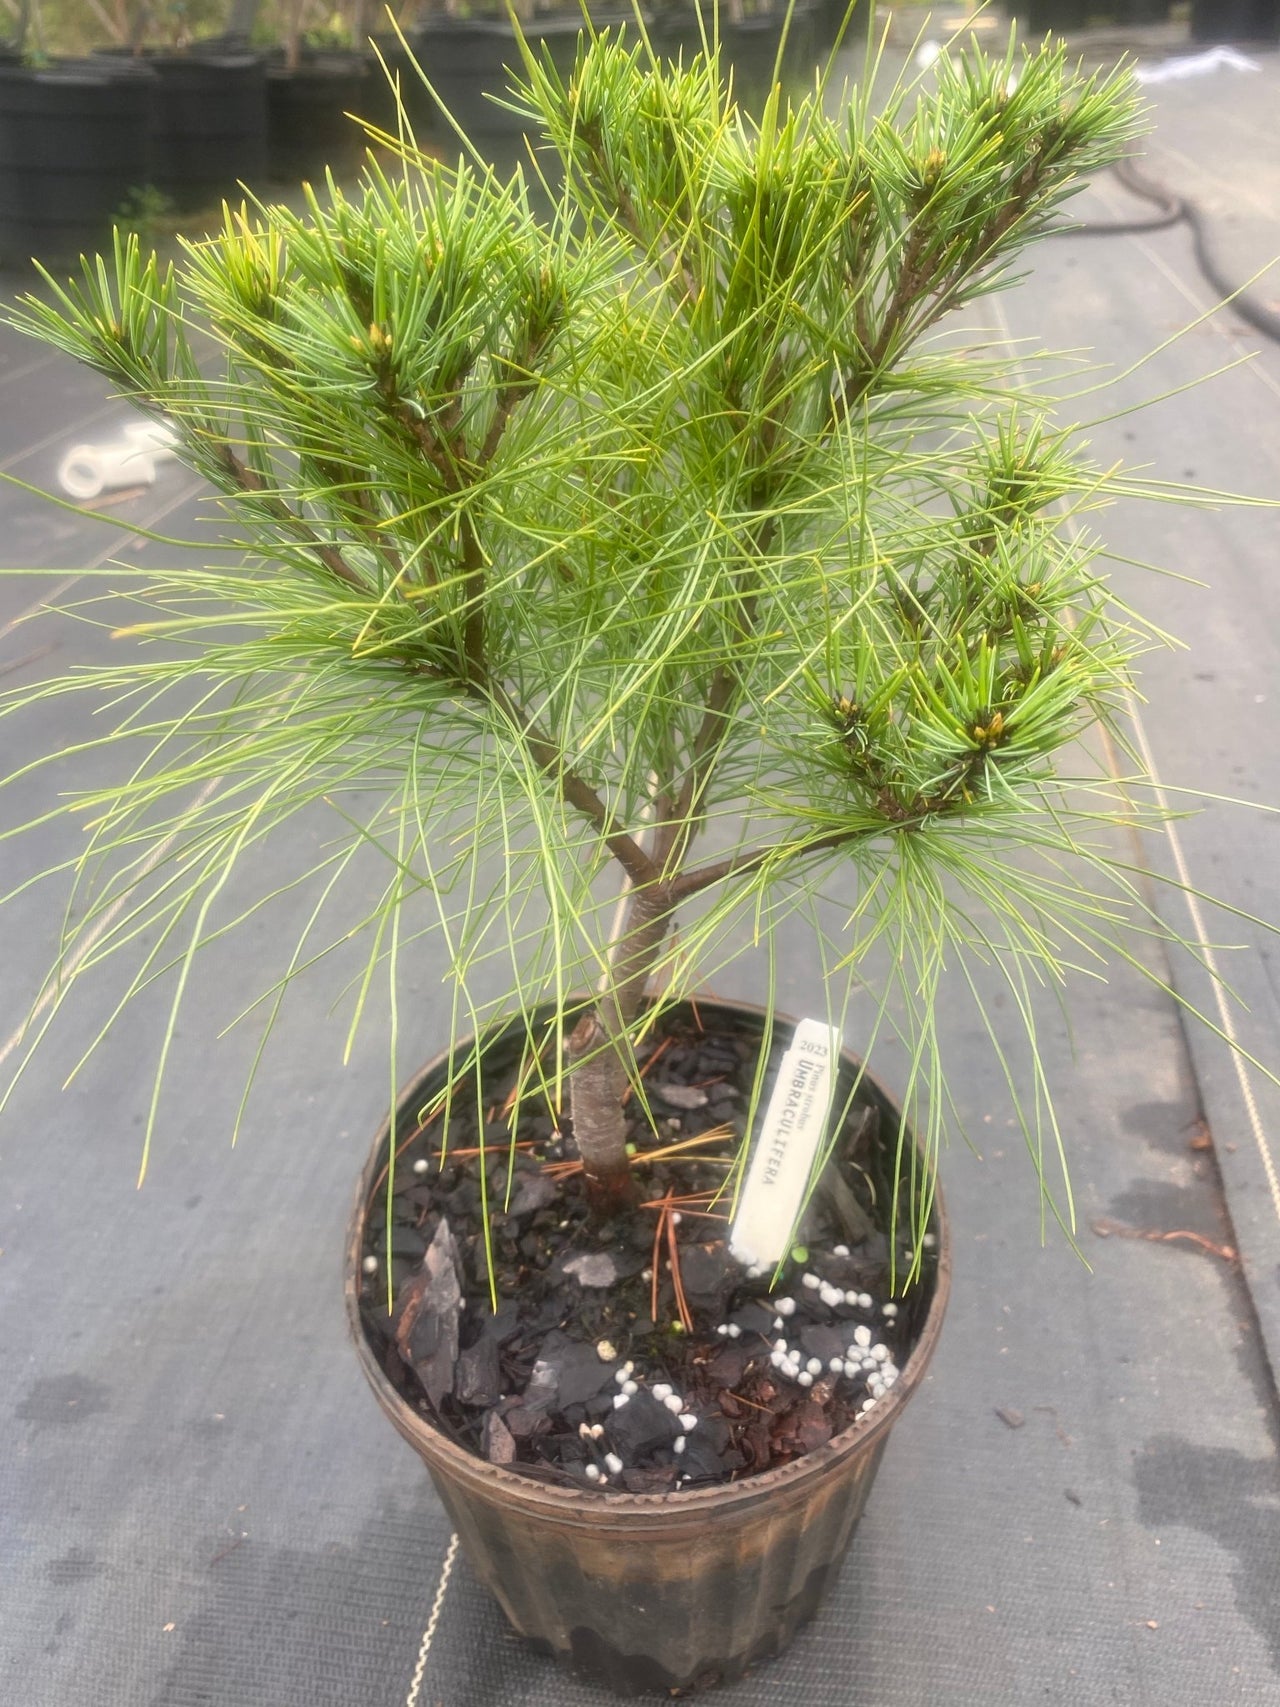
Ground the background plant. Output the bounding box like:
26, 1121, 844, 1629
0, 0, 230, 55
0, 0, 372, 58
3, 27, 1185, 1271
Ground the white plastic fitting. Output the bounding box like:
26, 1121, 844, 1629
57, 419, 178, 501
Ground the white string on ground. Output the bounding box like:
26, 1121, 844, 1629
405, 1532, 459, 1707
1122, 708, 1280, 1223
987, 278, 1280, 1230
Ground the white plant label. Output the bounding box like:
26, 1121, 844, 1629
729, 1019, 843, 1269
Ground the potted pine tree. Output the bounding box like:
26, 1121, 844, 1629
3, 22, 1172, 1697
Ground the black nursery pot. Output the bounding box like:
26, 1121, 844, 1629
1191, 0, 1280, 42
360, 32, 438, 139
346, 999, 949, 1696
96, 46, 268, 210
1114, 0, 1171, 20
1018, 0, 1088, 30
723, 9, 818, 108
1017, 0, 1174, 21
0, 58, 155, 269
649, 3, 821, 110
413, 13, 595, 141
266, 52, 370, 183
813, 0, 875, 52
151, 50, 266, 209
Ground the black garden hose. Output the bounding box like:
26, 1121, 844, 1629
1065, 152, 1280, 343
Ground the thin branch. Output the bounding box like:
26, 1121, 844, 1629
349, 478, 412, 585
574, 121, 699, 311
397, 404, 462, 485
831, 165, 1053, 431
672, 663, 741, 827
489, 684, 661, 890
670, 825, 871, 903
213, 443, 368, 593
667, 517, 775, 861
614, 185, 699, 314
478, 368, 538, 468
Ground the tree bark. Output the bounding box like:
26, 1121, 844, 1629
568, 879, 672, 1217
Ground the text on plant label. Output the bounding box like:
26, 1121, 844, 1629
729, 1020, 842, 1268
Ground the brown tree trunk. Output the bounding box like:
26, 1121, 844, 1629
567, 880, 672, 1218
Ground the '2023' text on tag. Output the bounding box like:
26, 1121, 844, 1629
729, 1019, 843, 1269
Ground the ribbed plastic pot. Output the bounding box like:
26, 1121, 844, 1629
723, 9, 817, 107
0, 59, 155, 268
813, 0, 874, 52
360, 32, 438, 139
266, 52, 370, 183
96, 46, 267, 209
1190, 0, 1279, 41
346, 1000, 949, 1696
647, 5, 821, 112
152, 50, 267, 208
1020, 0, 1088, 28
1114, 0, 1171, 20
413, 14, 599, 140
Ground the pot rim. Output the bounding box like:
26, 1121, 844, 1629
345, 995, 950, 1525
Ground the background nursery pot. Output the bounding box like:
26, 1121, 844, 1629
265, 49, 370, 183
413, 12, 628, 142
346, 1001, 949, 1696
0, 57, 156, 268
95, 43, 267, 209
141, 47, 267, 208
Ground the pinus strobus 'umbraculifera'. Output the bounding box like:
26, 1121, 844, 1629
5, 30, 1173, 1265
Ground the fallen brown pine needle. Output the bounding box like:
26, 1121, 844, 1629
448, 1139, 538, 1162
541, 1125, 735, 1181
726, 1391, 776, 1416
640, 1126, 735, 1163
666, 1206, 694, 1332
638, 1196, 728, 1222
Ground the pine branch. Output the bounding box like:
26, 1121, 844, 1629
669, 826, 867, 903
212, 442, 369, 593
489, 684, 662, 891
